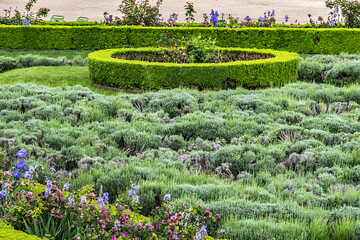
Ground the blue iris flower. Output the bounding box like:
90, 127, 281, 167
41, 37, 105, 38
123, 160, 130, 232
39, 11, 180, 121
22, 19, 30, 25
244, 16, 251, 21
63, 183, 69, 191
210, 10, 219, 26
0, 190, 7, 200
13, 169, 21, 179
16, 160, 26, 170
15, 149, 26, 159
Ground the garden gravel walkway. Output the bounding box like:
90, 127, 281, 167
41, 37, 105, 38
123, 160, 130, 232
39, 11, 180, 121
1, 0, 329, 24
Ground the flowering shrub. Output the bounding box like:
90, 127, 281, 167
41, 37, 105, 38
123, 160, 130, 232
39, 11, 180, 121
117, 0, 163, 26
326, 0, 360, 27
0, 150, 223, 239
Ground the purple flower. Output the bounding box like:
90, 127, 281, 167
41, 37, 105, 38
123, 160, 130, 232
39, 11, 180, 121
16, 160, 26, 170
285, 15, 289, 22
68, 196, 75, 205
114, 220, 120, 230
103, 192, 109, 204
204, 211, 210, 216
132, 185, 139, 191
163, 194, 171, 201
50, 166, 56, 173
63, 183, 69, 191
13, 169, 21, 179
80, 196, 88, 205
22, 19, 30, 26
128, 189, 135, 198
3, 182, 11, 190
15, 149, 26, 159
201, 225, 207, 235
0, 190, 7, 200
132, 195, 140, 204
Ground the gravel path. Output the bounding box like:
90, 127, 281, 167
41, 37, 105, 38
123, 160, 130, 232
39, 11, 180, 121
1, 0, 330, 24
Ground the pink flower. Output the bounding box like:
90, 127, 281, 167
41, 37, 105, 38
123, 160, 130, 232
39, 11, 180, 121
168, 229, 172, 233
216, 214, 221, 219
204, 211, 210, 216
120, 217, 126, 223
198, 205, 201, 208
112, 237, 116, 240
80, 216, 84, 220
167, 214, 172, 218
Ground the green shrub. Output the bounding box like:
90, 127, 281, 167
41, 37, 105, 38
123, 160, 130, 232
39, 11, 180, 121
164, 135, 187, 151
0, 56, 15, 72
88, 48, 299, 90
317, 149, 351, 168
0, 222, 46, 240
325, 61, 360, 86
298, 59, 326, 83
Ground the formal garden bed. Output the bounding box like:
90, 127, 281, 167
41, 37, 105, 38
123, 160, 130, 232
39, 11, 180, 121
0, 0, 360, 239
88, 48, 298, 90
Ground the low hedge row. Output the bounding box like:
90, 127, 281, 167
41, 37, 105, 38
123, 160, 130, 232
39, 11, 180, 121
0, 222, 45, 240
88, 48, 299, 90
0, 25, 359, 54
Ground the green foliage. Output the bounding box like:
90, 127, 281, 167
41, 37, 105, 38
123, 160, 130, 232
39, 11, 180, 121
325, 61, 360, 86
0, 83, 360, 239
221, 219, 309, 240
184, 2, 196, 24
1, 26, 360, 54
88, 48, 299, 90
24, 212, 77, 240
0, 222, 45, 240
0, 56, 15, 72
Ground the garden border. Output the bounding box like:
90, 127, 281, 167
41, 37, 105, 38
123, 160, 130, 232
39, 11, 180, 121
88, 48, 299, 90
0, 25, 359, 54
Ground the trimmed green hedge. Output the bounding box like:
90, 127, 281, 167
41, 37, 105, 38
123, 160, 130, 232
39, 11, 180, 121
0, 222, 46, 240
0, 25, 359, 54
88, 48, 299, 90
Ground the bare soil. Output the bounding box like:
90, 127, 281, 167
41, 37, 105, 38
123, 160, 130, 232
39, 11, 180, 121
1, 0, 329, 24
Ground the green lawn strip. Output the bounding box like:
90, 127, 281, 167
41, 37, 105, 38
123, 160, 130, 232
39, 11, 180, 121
0, 66, 120, 96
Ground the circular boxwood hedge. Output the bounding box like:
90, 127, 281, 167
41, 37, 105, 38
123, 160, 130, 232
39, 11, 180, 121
88, 48, 299, 90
